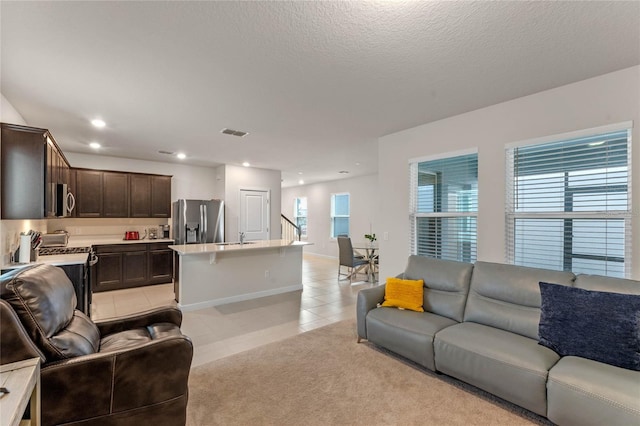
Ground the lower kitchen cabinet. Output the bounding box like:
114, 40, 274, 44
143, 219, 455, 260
92, 242, 173, 292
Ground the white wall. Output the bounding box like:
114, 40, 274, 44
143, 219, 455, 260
222, 165, 281, 242
378, 66, 640, 280
65, 152, 218, 201
281, 173, 380, 258
1, 94, 27, 125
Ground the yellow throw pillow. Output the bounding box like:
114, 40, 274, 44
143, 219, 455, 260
381, 277, 424, 312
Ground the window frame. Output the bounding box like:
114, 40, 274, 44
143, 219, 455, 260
330, 192, 350, 238
293, 196, 308, 238
505, 122, 632, 278
409, 149, 478, 263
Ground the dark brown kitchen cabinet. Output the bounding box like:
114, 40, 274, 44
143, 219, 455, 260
92, 242, 174, 292
73, 169, 171, 218
130, 174, 151, 217
123, 249, 148, 286
148, 243, 173, 284
75, 169, 103, 217
103, 172, 129, 217
150, 175, 172, 217
1, 123, 71, 219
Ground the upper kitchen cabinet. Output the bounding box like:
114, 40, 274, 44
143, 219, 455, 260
103, 172, 129, 217
150, 175, 171, 217
75, 169, 171, 218
1, 123, 72, 219
75, 169, 103, 217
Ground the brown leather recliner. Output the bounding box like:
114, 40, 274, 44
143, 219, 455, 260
1, 264, 193, 426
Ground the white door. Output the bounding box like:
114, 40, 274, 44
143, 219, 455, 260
240, 189, 269, 241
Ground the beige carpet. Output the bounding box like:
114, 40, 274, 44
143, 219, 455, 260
187, 320, 550, 426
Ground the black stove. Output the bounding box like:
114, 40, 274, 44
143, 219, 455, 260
39, 246, 92, 256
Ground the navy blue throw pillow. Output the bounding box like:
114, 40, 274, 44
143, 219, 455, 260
538, 282, 640, 371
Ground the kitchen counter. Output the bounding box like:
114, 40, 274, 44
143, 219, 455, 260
1, 253, 89, 271
170, 239, 311, 310
68, 236, 174, 247
169, 239, 310, 255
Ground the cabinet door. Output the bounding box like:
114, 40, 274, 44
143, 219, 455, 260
94, 252, 122, 292
148, 247, 173, 284
150, 175, 172, 217
1, 125, 47, 219
123, 250, 148, 286
68, 169, 77, 217
76, 170, 103, 217
129, 174, 151, 217
103, 172, 129, 217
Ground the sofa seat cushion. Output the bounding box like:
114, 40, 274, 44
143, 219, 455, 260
547, 356, 640, 426
366, 307, 457, 371
434, 322, 559, 416
99, 323, 182, 353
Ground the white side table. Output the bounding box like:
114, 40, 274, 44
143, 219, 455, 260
0, 358, 41, 426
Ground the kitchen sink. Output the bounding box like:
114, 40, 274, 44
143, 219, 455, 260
215, 241, 257, 246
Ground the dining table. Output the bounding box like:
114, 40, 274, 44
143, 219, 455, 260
352, 242, 379, 283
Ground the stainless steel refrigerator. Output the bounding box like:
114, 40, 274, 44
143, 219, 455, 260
172, 199, 224, 244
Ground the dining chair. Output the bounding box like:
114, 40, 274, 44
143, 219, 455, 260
337, 236, 368, 283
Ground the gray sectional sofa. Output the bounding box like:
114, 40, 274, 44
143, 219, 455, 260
356, 256, 640, 425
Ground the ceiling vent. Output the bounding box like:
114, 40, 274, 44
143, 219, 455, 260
221, 128, 248, 137
158, 150, 174, 155
338, 170, 350, 174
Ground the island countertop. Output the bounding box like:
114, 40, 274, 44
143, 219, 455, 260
169, 239, 311, 255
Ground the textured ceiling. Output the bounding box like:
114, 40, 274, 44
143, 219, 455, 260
1, 1, 639, 187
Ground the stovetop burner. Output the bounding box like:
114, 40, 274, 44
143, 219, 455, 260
39, 246, 91, 256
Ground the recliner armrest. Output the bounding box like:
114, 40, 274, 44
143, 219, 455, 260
95, 305, 183, 336
41, 334, 193, 426
0, 299, 46, 365
356, 285, 386, 340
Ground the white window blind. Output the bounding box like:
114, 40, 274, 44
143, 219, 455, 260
505, 128, 632, 278
409, 152, 478, 262
294, 197, 307, 237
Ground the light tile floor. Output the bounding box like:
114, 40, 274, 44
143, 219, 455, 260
91, 254, 377, 367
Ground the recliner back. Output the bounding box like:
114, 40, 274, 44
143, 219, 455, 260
1, 264, 100, 362
463, 261, 575, 339
401, 255, 473, 322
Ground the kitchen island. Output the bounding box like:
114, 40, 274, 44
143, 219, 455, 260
169, 239, 311, 311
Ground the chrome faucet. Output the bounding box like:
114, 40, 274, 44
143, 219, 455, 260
239, 232, 245, 245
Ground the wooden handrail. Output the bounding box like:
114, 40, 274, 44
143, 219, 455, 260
280, 214, 301, 241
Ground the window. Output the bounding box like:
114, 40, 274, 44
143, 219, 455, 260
294, 197, 307, 237
409, 151, 478, 262
506, 125, 632, 278
330, 193, 350, 238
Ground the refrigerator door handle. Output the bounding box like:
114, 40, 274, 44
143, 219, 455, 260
203, 204, 208, 242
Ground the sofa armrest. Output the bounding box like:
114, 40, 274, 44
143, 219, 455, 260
356, 285, 386, 341
0, 299, 46, 365
41, 334, 193, 426
96, 305, 183, 335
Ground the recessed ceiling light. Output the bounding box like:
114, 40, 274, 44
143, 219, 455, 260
338, 170, 349, 174
298, 180, 304, 185
91, 119, 106, 128
176, 152, 186, 160
242, 162, 251, 167
298, 172, 303, 175
355, 162, 361, 166
89, 142, 101, 149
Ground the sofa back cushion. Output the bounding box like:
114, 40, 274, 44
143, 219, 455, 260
0, 264, 99, 361
401, 255, 473, 322
463, 261, 575, 339
574, 274, 640, 295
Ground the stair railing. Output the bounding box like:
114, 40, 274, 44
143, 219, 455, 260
281, 214, 301, 241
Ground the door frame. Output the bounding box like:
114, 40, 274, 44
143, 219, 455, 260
239, 187, 271, 240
